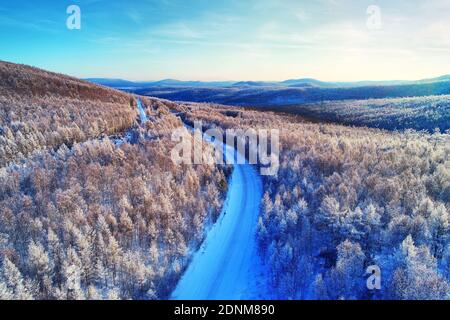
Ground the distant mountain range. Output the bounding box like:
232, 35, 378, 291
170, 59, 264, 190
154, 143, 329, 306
85, 78, 235, 88
85, 75, 450, 106
86, 75, 450, 89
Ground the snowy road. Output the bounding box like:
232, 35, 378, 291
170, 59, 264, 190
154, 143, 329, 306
137, 98, 148, 123
171, 130, 264, 300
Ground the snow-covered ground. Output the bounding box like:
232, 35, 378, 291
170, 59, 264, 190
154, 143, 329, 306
171, 129, 266, 300
137, 98, 148, 123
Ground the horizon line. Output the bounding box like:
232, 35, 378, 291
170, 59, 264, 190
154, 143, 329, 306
82, 74, 450, 84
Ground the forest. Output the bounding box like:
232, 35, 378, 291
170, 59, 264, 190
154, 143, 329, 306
0, 62, 229, 299
0, 61, 137, 167
265, 95, 450, 133
175, 102, 450, 300
1, 61, 449, 300
0, 131, 228, 299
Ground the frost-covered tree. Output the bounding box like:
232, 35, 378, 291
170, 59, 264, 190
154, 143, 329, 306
1, 258, 33, 300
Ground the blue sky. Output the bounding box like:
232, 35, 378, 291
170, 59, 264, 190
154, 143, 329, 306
0, 0, 449, 81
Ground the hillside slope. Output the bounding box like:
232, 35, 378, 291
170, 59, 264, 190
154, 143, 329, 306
132, 80, 450, 107
261, 95, 450, 133
0, 61, 137, 166
173, 101, 450, 300
0, 62, 230, 300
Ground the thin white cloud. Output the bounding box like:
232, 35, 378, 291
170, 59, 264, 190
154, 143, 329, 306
127, 10, 144, 24
414, 21, 450, 48
0, 15, 59, 33
294, 10, 309, 22
149, 22, 204, 39
258, 21, 371, 47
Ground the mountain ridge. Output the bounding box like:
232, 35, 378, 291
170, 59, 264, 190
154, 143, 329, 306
85, 74, 450, 89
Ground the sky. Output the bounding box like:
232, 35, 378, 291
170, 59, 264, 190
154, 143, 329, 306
0, 0, 449, 81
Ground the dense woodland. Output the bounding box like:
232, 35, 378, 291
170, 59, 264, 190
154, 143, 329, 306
0, 63, 229, 299
0, 61, 137, 167
178, 102, 450, 300
1, 61, 449, 300
268, 95, 450, 133
0, 136, 228, 299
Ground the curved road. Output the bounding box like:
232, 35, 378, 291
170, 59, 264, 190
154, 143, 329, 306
136, 98, 148, 123
171, 133, 264, 300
